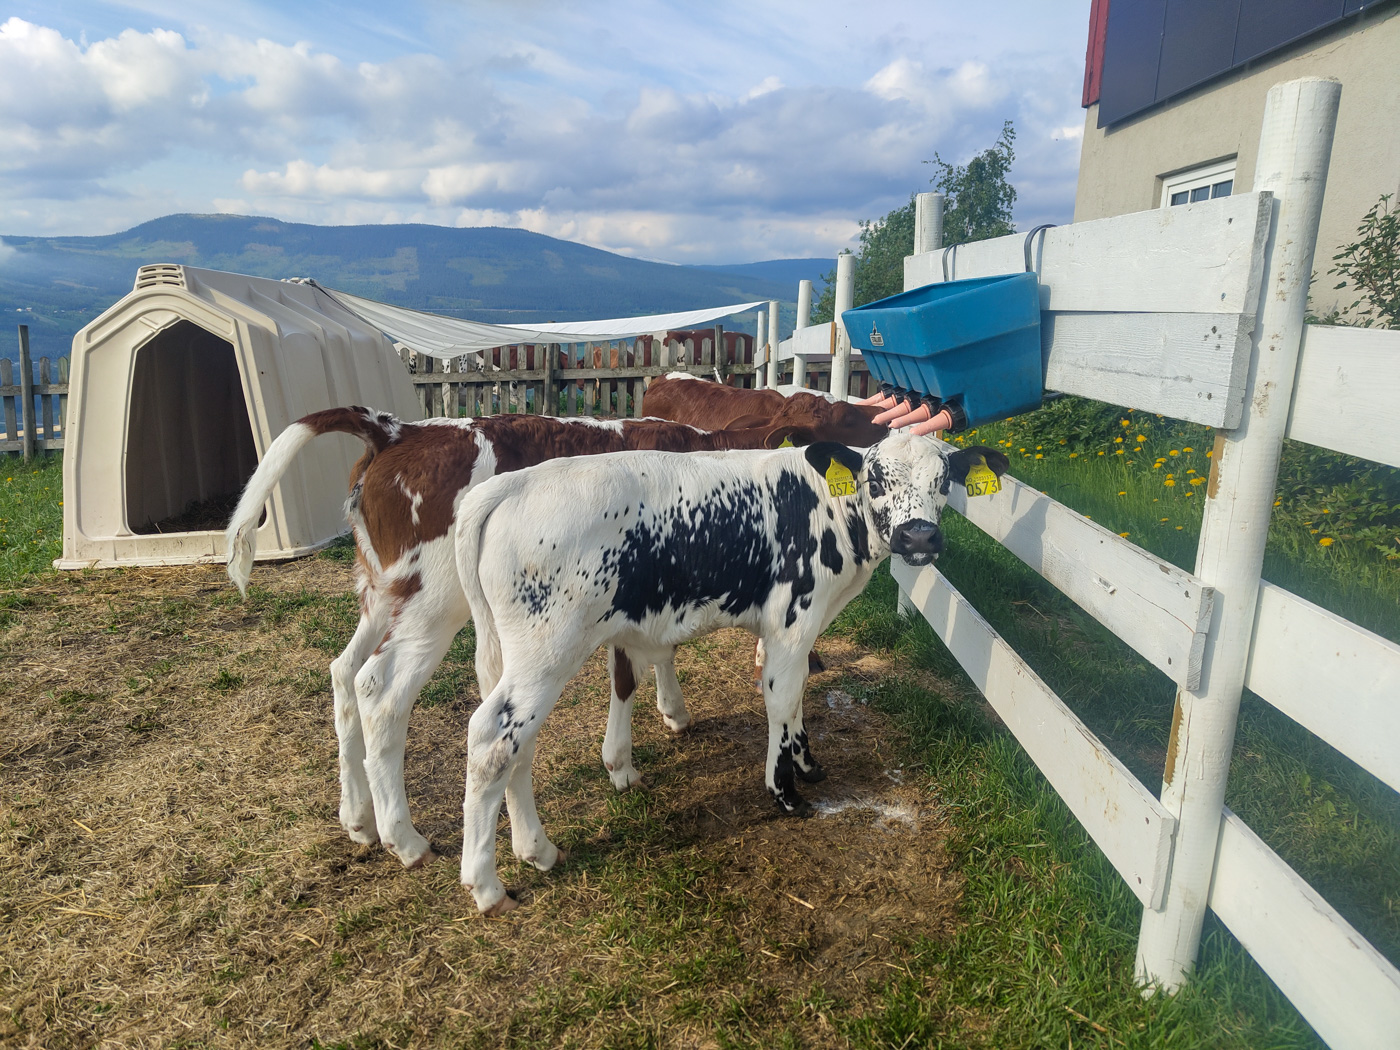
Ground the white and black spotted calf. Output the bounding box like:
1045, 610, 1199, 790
452, 430, 1008, 914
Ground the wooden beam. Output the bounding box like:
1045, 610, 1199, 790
893, 560, 1177, 909
940, 449, 1214, 689
1209, 809, 1400, 1050
1287, 324, 1400, 469
1245, 581, 1400, 793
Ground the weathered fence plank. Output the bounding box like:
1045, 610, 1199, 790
940, 452, 1214, 688
1209, 809, 1400, 1050
893, 560, 1177, 909
1287, 323, 1400, 470
1245, 581, 1400, 793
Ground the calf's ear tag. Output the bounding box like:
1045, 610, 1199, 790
964, 455, 1001, 498
825, 460, 857, 498
778, 435, 794, 448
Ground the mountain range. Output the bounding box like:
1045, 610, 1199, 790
0, 213, 829, 363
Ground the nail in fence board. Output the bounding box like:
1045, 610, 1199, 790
902, 193, 1274, 429
893, 559, 1177, 909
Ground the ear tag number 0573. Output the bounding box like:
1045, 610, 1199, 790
965, 458, 1001, 498
825, 461, 857, 498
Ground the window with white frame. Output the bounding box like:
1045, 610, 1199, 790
1160, 158, 1236, 208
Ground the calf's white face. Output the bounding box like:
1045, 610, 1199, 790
834, 430, 1009, 567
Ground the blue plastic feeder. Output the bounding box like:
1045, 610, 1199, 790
843, 271, 1044, 430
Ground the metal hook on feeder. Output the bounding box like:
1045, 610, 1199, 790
941, 243, 958, 283
1022, 223, 1056, 274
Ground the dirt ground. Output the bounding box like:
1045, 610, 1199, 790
1, 557, 963, 1048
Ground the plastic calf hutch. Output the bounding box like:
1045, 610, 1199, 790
57, 264, 422, 569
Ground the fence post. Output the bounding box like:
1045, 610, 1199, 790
754, 309, 767, 387
830, 253, 855, 400
1135, 76, 1341, 993
18, 326, 35, 463
914, 192, 944, 256
541, 343, 557, 416
766, 300, 780, 389
793, 279, 813, 388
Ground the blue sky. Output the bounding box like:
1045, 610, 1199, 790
1, 1, 1092, 263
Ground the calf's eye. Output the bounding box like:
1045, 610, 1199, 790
866, 478, 885, 498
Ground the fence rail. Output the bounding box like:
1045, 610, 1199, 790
889, 78, 1400, 1050
2, 327, 68, 458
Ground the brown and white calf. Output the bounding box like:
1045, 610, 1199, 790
225, 408, 808, 869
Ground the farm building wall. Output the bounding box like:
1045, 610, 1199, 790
1074, 4, 1400, 318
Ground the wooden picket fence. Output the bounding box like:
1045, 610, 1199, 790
882, 78, 1399, 1049
401, 326, 874, 419
2, 327, 68, 459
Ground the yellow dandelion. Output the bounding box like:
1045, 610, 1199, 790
1136, 435, 1146, 442
1118, 491, 1127, 496
1164, 479, 1176, 487
1120, 419, 1130, 427
1035, 453, 1043, 459
1169, 449, 1179, 456
1115, 449, 1124, 455
1190, 477, 1205, 485
1059, 439, 1067, 445
1186, 468, 1197, 474
1206, 450, 1213, 457
1036, 445, 1043, 450
1068, 452, 1078, 458
1322, 508, 1331, 515
1160, 517, 1169, 522
1152, 463, 1163, 469
1274, 499, 1282, 507
1319, 537, 1334, 547
1183, 446, 1194, 452
1020, 447, 1026, 453
1097, 451, 1105, 456
1118, 532, 1130, 538
1114, 436, 1124, 443
1175, 525, 1184, 531
1310, 528, 1320, 534
1186, 491, 1195, 497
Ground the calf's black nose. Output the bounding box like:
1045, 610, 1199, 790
890, 519, 943, 562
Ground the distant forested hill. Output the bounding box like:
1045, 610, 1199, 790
0, 214, 811, 362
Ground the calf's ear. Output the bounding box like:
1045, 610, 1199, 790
946, 445, 1011, 482
764, 424, 814, 449
804, 441, 864, 477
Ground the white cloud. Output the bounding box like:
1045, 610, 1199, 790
0, 5, 1091, 261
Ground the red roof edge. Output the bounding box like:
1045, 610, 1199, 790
1083, 0, 1110, 108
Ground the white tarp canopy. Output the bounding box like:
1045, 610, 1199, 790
315, 283, 766, 359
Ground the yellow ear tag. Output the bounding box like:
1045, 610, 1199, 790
825, 460, 857, 498
964, 456, 1001, 498
778, 435, 794, 448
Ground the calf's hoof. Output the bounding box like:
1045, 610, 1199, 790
797, 763, 828, 784
662, 713, 692, 734
775, 797, 814, 819
406, 848, 440, 870
482, 892, 519, 917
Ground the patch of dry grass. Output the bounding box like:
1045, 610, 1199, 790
1, 559, 965, 1048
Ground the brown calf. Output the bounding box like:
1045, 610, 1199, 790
225, 408, 803, 870
643, 373, 890, 447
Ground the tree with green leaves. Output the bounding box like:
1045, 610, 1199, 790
1329, 193, 1398, 328
813, 121, 1017, 323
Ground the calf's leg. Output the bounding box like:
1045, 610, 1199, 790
330, 602, 390, 844
356, 609, 464, 867
651, 649, 691, 732
602, 646, 645, 790
462, 674, 562, 915
759, 642, 818, 816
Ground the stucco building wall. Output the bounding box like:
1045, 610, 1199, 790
1076, 6, 1400, 315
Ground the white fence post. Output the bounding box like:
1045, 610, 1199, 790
914, 192, 944, 256
754, 308, 767, 388
831, 253, 855, 400
793, 279, 813, 388
766, 300, 780, 389
1135, 76, 1342, 992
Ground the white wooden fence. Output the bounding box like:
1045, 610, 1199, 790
881, 77, 1399, 1049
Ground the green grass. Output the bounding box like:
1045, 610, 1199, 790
0, 453, 64, 583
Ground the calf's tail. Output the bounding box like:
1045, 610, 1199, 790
453, 478, 517, 692
225, 406, 405, 596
